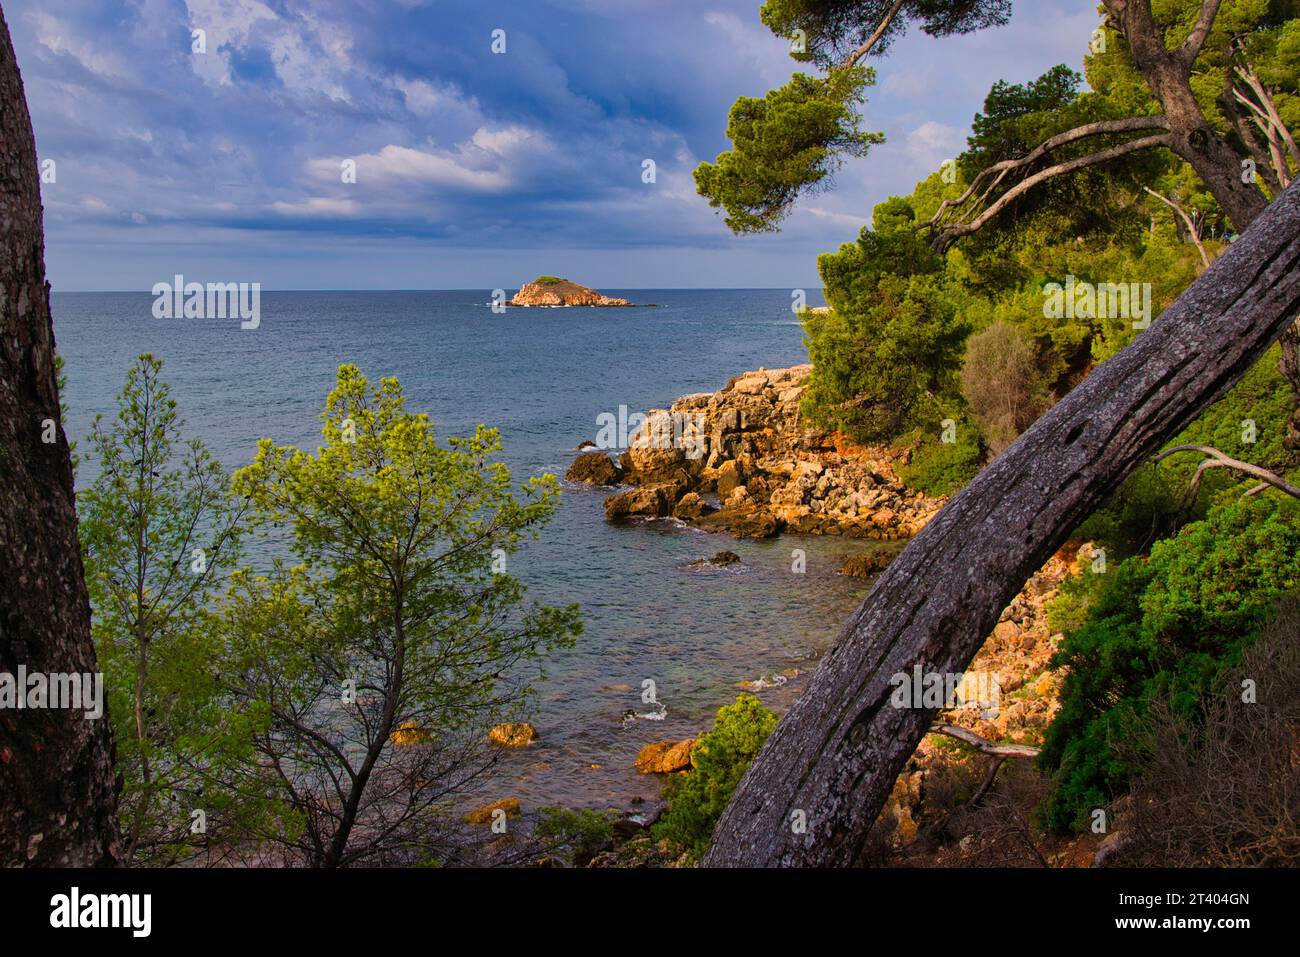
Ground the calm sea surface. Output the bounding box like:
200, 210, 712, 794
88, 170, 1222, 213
53, 289, 881, 810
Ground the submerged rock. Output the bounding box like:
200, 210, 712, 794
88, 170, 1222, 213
839, 548, 900, 578
690, 550, 741, 567
464, 798, 521, 826
488, 722, 538, 748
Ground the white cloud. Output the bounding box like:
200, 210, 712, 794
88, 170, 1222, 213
29, 11, 128, 77
271, 197, 361, 217
904, 120, 964, 172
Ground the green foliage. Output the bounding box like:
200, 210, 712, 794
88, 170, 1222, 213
534, 806, 616, 865
78, 353, 251, 865
801, 198, 969, 440
652, 694, 779, 860
1077, 347, 1294, 556
214, 365, 581, 866
896, 418, 984, 496
1039, 497, 1300, 832
758, 0, 1013, 69
535, 276, 566, 285
694, 69, 880, 234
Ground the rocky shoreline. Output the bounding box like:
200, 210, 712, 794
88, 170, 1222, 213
566, 364, 944, 540
551, 364, 1096, 866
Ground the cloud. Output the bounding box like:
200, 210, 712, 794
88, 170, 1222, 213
904, 120, 965, 171
7, 0, 1104, 288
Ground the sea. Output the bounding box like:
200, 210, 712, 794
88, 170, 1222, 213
53, 289, 884, 811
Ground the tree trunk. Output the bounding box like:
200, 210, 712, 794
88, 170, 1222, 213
1107, 0, 1268, 231
0, 5, 119, 866
703, 178, 1300, 867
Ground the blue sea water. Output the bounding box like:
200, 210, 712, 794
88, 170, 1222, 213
53, 289, 882, 810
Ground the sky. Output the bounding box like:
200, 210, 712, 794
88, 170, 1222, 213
9, 0, 1103, 291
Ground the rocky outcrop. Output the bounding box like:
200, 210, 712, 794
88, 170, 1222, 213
635, 739, 697, 774
566, 451, 623, 486
573, 365, 944, 540
510, 277, 632, 307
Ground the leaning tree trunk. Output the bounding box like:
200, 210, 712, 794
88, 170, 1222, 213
703, 178, 1300, 867
0, 4, 119, 866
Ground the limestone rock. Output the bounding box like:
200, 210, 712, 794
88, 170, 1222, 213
464, 798, 521, 825
566, 451, 623, 486
635, 739, 696, 774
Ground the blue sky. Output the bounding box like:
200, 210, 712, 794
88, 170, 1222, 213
11, 0, 1102, 290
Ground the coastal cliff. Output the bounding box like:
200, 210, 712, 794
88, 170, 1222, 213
511, 276, 632, 307
567, 364, 943, 539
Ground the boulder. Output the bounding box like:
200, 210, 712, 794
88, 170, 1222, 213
603, 482, 684, 521
635, 739, 696, 774
672, 491, 708, 520
488, 722, 537, 748
690, 550, 741, 567
715, 459, 744, 499
839, 550, 896, 578
695, 506, 782, 540
566, 451, 623, 486
464, 798, 521, 826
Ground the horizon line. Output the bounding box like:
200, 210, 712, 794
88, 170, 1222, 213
51, 286, 826, 294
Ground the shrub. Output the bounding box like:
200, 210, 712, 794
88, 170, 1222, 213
960, 320, 1050, 456
652, 694, 778, 860
534, 806, 616, 866
1111, 597, 1300, 867
1038, 498, 1300, 832
896, 419, 984, 496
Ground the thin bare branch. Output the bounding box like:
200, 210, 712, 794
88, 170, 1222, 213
929, 723, 1041, 758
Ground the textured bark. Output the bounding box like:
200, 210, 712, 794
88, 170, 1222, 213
0, 5, 119, 866
704, 178, 1300, 867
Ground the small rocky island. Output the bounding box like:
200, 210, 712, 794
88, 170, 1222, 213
510, 276, 634, 307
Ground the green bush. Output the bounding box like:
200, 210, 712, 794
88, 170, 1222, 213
1076, 348, 1294, 557
652, 694, 778, 860
534, 806, 616, 866
896, 420, 984, 497
1038, 497, 1300, 832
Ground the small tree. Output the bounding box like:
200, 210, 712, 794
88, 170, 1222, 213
219, 365, 580, 867
78, 353, 248, 865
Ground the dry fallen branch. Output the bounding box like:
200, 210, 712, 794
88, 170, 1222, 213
930, 723, 1040, 758
1152, 443, 1300, 510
